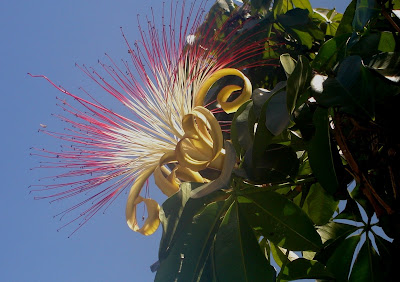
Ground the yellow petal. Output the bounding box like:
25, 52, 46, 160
134, 196, 161, 236
194, 68, 252, 113
154, 165, 180, 197
175, 107, 224, 171
125, 165, 158, 233
175, 165, 204, 183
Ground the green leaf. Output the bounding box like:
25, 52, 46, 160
280, 54, 296, 77
238, 191, 322, 251
317, 56, 379, 119
311, 33, 350, 72
158, 182, 224, 260
298, 183, 339, 225
326, 234, 361, 281
378, 32, 396, 52
251, 0, 273, 14
374, 235, 395, 280
215, 202, 276, 282
278, 258, 335, 281
245, 143, 299, 183
335, 198, 363, 222
265, 91, 291, 135
336, 0, 357, 35
273, 0, 294, 18
365, 52, 400, 77
155, 201, 226, 282
313, 8, 343, 36
277, 8, 310, 26
349, 236, 383, 282
308, 107, 339, 195
231, 101, 254, 154
292, 0, 313, 14
252, 82, 287, 117
352, 0, 377, 32
315, 221, 360, 263
286, 55, 311, 114
270, 242, 298, 268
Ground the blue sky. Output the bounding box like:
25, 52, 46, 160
1, 1, 350, 281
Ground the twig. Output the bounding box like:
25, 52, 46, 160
333, 113, 394, 216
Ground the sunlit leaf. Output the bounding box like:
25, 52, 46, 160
296, 183, 339, 225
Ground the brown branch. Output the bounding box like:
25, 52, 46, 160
332, 113, 394, 216
380, 3, 400, 33
388, 165, 398, 199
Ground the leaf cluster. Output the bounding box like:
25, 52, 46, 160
154, 0, 400, 281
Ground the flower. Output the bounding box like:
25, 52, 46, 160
30, 0, 271, 236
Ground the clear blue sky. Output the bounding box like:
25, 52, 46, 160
0, 1, 350, 281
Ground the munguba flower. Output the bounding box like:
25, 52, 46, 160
31, 0, 270, 236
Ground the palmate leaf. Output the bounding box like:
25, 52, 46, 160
215, 202, 276, 282
238, 191, 322, 251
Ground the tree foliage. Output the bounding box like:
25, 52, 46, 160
154, 0, 400, 280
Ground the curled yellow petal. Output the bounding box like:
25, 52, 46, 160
154, 165, 180, 197
125, 165, 159, 235
195, 68, 252, 113
175, 106, 224, 171
133, 196, 161, 236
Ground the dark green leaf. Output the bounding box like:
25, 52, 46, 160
245, 143, 299, 183
286, 55, 311, 114
336, 0, 356, 35
251, 0, 273, 13
308, 107, 339, 195
158, 182, 224, 260
231, 101, 254, 154
238, 191, 322, 251
215, 202, 276, 282
350, 184, 375, 217
349, 237, 383, 282
352, 0, 377, 32
315, 221, 360, 263
265, 91, 291, 135
277, 8, 310, 26
312, 33, 350, 72
155, 201, 226, 282
365, 52, 400, 77
335, 198, 363, 222
278, 258, 335, 281
252, 82, 287, 117
326, 234, 361, 281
